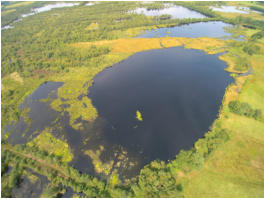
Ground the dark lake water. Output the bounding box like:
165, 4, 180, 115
4, 46, 233, 194
88, 46, 233, 163
137, 21, 237, 38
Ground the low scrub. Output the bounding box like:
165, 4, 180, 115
228, 100, 263, 121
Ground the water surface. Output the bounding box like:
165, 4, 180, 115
22, 3, 79, 18
2, 3, 79, 30
136, 21, 234, 38
12, 169, 50, 198
131, 4, 206, 19
209, 5, 249, 14
5, 81, 63, 144
88, 46, 234, 163
4, 47, 234, 186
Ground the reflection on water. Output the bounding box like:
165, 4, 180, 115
131, 4, 206, 19
4, 81, 144, 180
85, 2, 98, 6
88, 46, 234, 165
22, 3, 79, 18
2, 3, 79, 30
1, 19, 21, 30
2, 24, 13, 30
137, 21, 231, 38
5, 82, 63, 144
12, 169, 49, 198
136, 21, 245, 41
5, 47, 234, 196
210, 5, 249, 14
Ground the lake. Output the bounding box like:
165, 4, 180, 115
209, 5, 249, 14
136, 21, 241, 39
131, 4, 206, 19
88, 46, 233, 166
2, 3, 79, 30
4, 46, 233, 182
21, 3, 79, 18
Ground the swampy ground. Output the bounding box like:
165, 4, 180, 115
1, 1, 264, 198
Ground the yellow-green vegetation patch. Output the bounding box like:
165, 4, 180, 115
49, 53, 130, 130
136, 110, 143, 121
1, 9, 16, 16
86, 22, 99, 31
50, 67, 98, 130
26, 172, 39, 183
27, 127, 73, 162
84, 145, 114, 175
74, 37, 226, 55
5, 1, 34, 9
108, 172, 120, 187
1, 73, 45, 127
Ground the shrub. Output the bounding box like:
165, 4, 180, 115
133, 160, 182, 197
234, 57, 249, 71
195, 128, 229, 158
228, 100, 263, 120
168, 149, 204, 172
243, 43, 261, 55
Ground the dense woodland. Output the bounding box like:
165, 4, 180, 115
1, 1, 264, 198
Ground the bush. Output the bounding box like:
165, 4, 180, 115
134, 160, 182, 197
158, 14, 171, 20
249, 30, 264, 42
228, 100, 263, 120
234, 57, 249, 71
243, 43, 261, 55
195, 128, 230, 158
168, 149, 204, 172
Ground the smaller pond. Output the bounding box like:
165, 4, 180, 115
136, 21, 243, 39
2, 3, 79, 30
141, 1, 155, 4
1, 19, 21, 30
5, 81, 64, 144
85, 2, 98, 6
2, 24, 13, 30
22, 3, 79, 18
131, 4, 206, 19
209, 5, 249, 14
12, 169, 50, 198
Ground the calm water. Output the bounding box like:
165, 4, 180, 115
209, 5, 249, 14
88, 46, 233, 162
136, 21, 236, 38
22, 3, 79, 18
12, 169, 50, 198
4, 47, 233, 190
2, 3, 79, 30
131, 4, 206, 19
5, 82, 63, 144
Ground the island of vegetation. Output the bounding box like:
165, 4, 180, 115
136, 110, 143, 121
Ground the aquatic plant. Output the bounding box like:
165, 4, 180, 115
27, 128, 73, 162
136, 110, 143, 121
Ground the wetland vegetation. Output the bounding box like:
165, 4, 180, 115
1, 1, 264, 198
